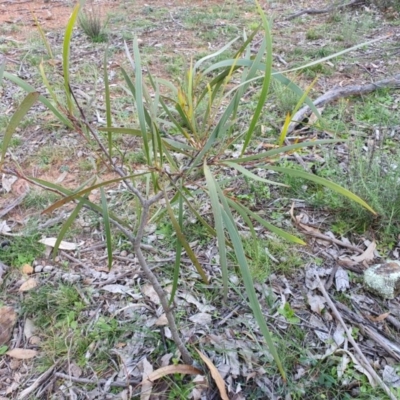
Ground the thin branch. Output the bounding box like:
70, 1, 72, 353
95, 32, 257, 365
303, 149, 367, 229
54, 372, 140, 388
286, 0, 363, 20
133, 201, 193, 365
287, 73, 400, 134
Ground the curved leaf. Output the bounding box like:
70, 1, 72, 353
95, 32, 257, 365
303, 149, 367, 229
53, 198, 85, 258
266, 165, 376, 214
1, 92, 39, 165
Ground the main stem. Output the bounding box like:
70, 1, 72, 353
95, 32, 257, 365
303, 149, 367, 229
133, 200, 193, 365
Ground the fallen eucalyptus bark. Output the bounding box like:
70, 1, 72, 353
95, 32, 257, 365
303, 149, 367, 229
286, 73, 400, 134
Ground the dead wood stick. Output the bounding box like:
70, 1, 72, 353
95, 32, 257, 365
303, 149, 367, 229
54, 372, 140, 388
335, 302, 400, 361
287, 74, 400, 134
317, 275, 397, 400
286, 0, 363, 20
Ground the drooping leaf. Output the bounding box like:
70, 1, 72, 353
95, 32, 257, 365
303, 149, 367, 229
63, 3, 81, 113
43, 172, 148, 214
104, 48, 113, 156
266, 165, 376, 214
204, 163, 228, 301
241, 1, 273, 155
3, 72, 73, 128
100, 187, 113, 270
169, 182, 184, 306
52, 198, 85, 258
1, 92, 39, 166
163, 191, 208, 284
221, 207, 286, 380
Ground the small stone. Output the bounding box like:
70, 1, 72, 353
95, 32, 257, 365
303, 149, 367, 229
128, 253, 134, 259
43, 265, 54, 272
364, 261, 400, 299
34, 265, 43, 273
120, 250, 128, 257
61, 273, 81, 284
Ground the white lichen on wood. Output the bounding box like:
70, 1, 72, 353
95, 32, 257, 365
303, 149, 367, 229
364, 261, 400, 299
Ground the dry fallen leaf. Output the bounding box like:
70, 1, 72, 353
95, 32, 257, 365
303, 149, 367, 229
155, 314, 168, 326
189, 313, 212, 325
141, 357, 153, 400
19, 278, 38, 292
143, 364, 202, 382
6, 348, 38, 359
0, 306, 17, 346
367, 312, 390, 322
335, 267, 350, 292
351, 240, 376, 263
21, 264, 34, 275
196, 349, 229, 400
307, 293, 326, 314
38, 238, 79, 250
142, 284, 160, 305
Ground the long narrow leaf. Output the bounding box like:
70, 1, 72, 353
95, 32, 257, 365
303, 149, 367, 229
1, 92, 39, 165
233, 200, 306, 244
164, 191, 208, 283
132, 36, 150, 163
104, 49, 113, 156
63, 3, 81, 113
169, 183, 184, 305
241, 1, 273, 154
52, 198, 85, 258
100, 187, 113, 270
3, 72, 73, 128
221, 208, 286, 380
32, 178, 132, 229
204, 163, 228, 301
223, 161, 288, 187
43, 172, 149, 214
98, 127, 142, 136
228, 139, 342, 163
266, 165, 376, 213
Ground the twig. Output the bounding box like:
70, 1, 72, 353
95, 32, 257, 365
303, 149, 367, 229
287, 74, 400, 134
286, 0, 363, 20
133, 195, 193, 365
316, 275, 397, 400
54, 372, 140, 388
18, 365, 56, 400
0, 192, 28, 218
60, 251, 88, 268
